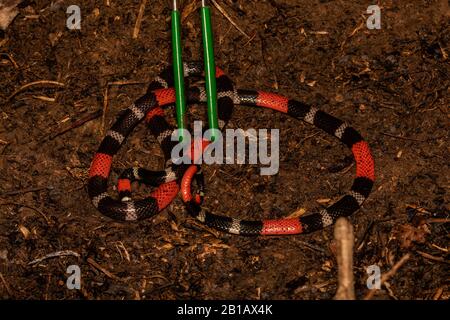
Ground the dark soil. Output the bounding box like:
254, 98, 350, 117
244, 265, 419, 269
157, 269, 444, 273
0, 0, 448, 300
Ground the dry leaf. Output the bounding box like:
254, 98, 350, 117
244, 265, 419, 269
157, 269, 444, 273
0, 0, 22, 30
394, 224, 428, 248
18, 224, 30, 239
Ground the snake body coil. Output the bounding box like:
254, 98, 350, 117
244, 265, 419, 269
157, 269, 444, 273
88, 62, 375, 235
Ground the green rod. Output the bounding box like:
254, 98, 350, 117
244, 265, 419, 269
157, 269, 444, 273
201, 1, 219, 142
171, 1, 186, 141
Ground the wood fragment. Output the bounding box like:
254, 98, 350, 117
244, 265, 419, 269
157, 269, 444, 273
426, 218, 450, 224
100, 80, 146, 136
356, 220, 374, 252
108, 80, 146, 86
0, 202, 52, 225
87, 257, 122, 281
18, 224, 30, 239
182, 0, 201, 22
0, 273, 13, 296
32, 95, 56, 102
433, 287, 444, 300
28, 250, 80, 265
416, 251, 449, 264
431, 244, 448, 253
295, 239, 327, 254
101, 87, 108, 136
210, 0, 250, 39
133, 0, 148, 39
115, 241, 131, 262
364, 253, 411, 300
380, 132, 425, 142
6, 80, 64, 101
50, 109, 102, 140
287, 207, 306, 218
334, 217, 355, 300
0, 186, 52, 197
1, 53, 18, 69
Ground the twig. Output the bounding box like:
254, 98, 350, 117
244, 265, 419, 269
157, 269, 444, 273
340, 19, 365, 51
426, 218, 450, 224
87, 257, 122, 281
210, 0, 251, 39
295, 239, 327, 254
334, 217, 355, 300
1, 53, 19, 69
242, 32, 257, 47
0, 186, 52, 197
28, 250, 80, 265
356, 220, 375, 252
50, 109, 102, 140
133, 0, 148, 39
0, 202, 52, 225
101, 87, 108, 136
299, 132, 320, 144
416, 251, 450, 264
108, 80, 146, 86
183, 219, 221, 238
101, 80, 146, 135
380, 132, 425, 142
363, 253, 411, 300
433, 287, 444, 300
6, 80, 64, 101
115, 241, 131, 262
32, 95, 56, 102
0, 273, 13, 296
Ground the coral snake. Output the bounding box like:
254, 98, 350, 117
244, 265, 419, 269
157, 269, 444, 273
88, 62, 375, 236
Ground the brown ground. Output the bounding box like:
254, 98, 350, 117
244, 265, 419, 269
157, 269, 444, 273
0, 0, 449, 300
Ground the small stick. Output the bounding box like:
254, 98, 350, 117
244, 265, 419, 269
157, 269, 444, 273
100, 80, 147, 135
1, 53, 19, 69
28, 250, 80, 265
50, 109, 102, 140
416, 251, 449, 264
87, 257, 122, 281
101, 87, 108, 136
380, 132, 425, 142
426, 218, 450, 224
0, 273, 13, 296
433, 287, 444, 300
32, 95, 56, 102
334, 217, 355, 300
115, 241, 130, 262
242, 31, 257, 47
296, 239, 327, 254
108, 80, 146, 86
363, 253, 411, 300
6, 80, 64, 101
210, 0, 251, 39
356, 220, 374, 252
133, 0, 148, 39
0, 186, 52, 197
0, 202, 52, 225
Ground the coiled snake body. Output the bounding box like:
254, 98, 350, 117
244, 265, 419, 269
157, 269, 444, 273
88, 62, 375, 235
